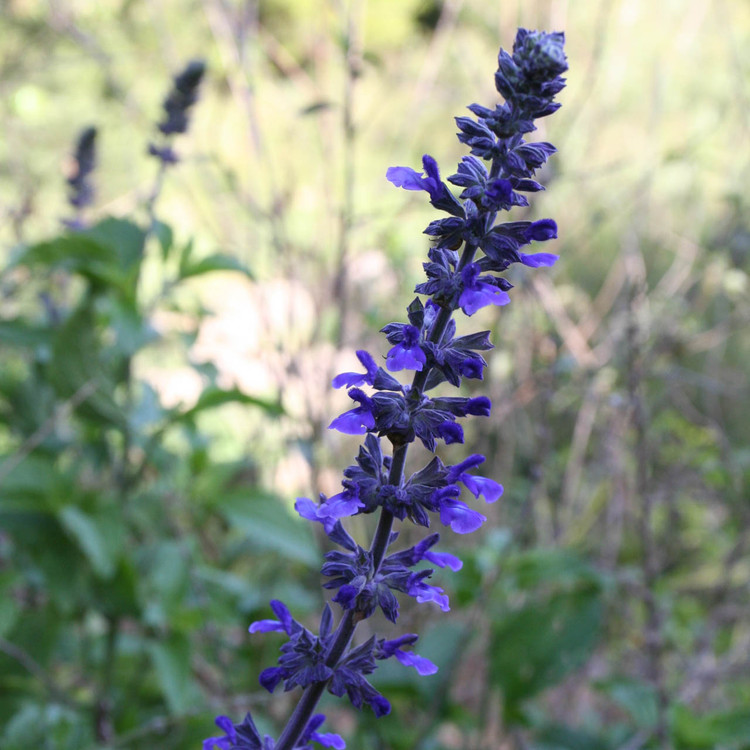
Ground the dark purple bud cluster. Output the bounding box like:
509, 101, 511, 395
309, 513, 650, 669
67, 126, 97, 210
149, 59, 206, 164
207, 28, 567, 750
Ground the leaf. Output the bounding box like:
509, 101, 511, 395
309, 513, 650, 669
489, 588, 604, 718
507, 546, 604, 590
673, 704, 750, 749
148, 633, 199, 714
48, 307, 126, 428
178, 252, 253, 280
0, 320, 52, 349
84, 217, 146, 273
168, 386, 283, 423
58, 506, 117, 579
15, 218, 146, 300
533, 725, 613, 750
221, 491, 318, 566
153, 219, 174, 260
0, 454, 59, 510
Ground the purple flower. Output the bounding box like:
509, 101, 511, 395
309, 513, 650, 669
253, 606, 336, 694
407, 572, 450, 611
459, 263, 511, 316
204, 711, 345, 750
329, 388, 376, 434
332, 350, 378, 389
424, 547, 463, 571
431, 486, 487, 534
203, 715, 236, 750
519, 251, 559, 268
329, 639, 392, 717
376, 634, 438, 676
294, 496, 337, 534
386, 154, 442, 202
466, 396, 492, 416
386, 325, 426, 372
484, 178, 514, 209
440, 498, 487, 534
249, 599, 297, 636
318, 483, 365, 519
447, 454, 504, 503
437, 420, 464, 445
301, 715, 346, 749
526, 218, 558, 241
203, 712, 276, 750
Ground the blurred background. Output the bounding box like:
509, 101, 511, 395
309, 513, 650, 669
1, 0, 749, 748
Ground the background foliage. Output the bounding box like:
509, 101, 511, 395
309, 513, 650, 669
1, 1, 749, 748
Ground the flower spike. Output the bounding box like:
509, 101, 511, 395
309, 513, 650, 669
208, 28, 567, 750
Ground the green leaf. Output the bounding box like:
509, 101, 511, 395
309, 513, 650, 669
0, 320, 52, 349
507, 546, 604, 590
489, 588, 604, 718
533, 724, 613, 750
221, 491, 318, 566
168, 385, 283, 422
153, 219, 174, 260
148, 633, 199, 714
48, 307, 126, 428
673, 704, 750, 748
84, 217, 146, 274
0, 454, 59, 510
57, 506, 117, 579
15, 218, 146, 300
178, 252, 253, 280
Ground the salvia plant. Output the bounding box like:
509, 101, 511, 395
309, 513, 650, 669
204, 28, 568, 750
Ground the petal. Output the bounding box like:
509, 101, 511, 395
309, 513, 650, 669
413, 582, 450, 611
449, 454, 486, 477
329, 407, 375, 434
466, 397, 492, 416
332, 371, 369, 389
356, 349, 379, 378
422, 154, 441, 183
215, 716, 235, 736
294, 496, 319, 522
248, 618, 285, 634
386, 166, 426, 191
319, 490, 364, 518
269, 599, 293, 626
439, 501, 486, 534
519, 252, 558, 267
386, 344, 425, 372
527, 218, 557, 241
394, 648, 439, 675
437, 421, 464, 444
424, 549, 463, 571
459, 286, 511, 316
259, 666, 285, 693
311, 731, 347, 750
461, 474, 504, 503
